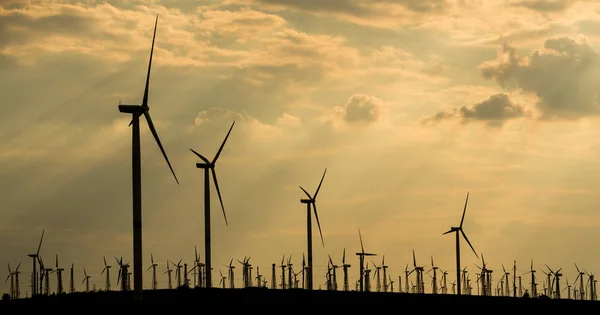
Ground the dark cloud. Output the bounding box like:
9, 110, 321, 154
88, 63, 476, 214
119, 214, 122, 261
424, 93, 528, 127
254, 0, 450, 16
335, 94, 381, 124
479, 36, 600, 120
514, 0, 574, 12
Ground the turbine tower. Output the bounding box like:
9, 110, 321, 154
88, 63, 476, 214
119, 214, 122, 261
355, 229, 376, 292
117, 14, 179, 301
190, 121, 235, 288
442, 192, 478, 296
69, 263, 75, 293
299, 168, 327, 290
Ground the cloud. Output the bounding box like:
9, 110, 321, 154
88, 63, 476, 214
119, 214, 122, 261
479, 36, 600, 120
226, 0, 451, 29
513, 0, 575, 12
334, 94, 381, 124
423, 93, 528, 127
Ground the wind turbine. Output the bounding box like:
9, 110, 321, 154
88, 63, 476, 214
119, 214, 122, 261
355, 228, 376, 292
116, 256, 130, 291
55, 254, 64, 294
299, 168, 327, 290
101, 256, 111, 291
443, 192, 478, 296
147, 254, 158, 290
545, 264, 562, 299
170, 259, 183, 288
27, 230, 44, 297
82, 267, 91, 293
164, 261, 173, 289
190, 120, 235, 289
117, 14, 179, 301
341, 248, 351, 291
5, 262, 15, 299
574, 263, 585, 300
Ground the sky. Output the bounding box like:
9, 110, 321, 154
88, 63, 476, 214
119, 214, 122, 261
2, 0, 600, 296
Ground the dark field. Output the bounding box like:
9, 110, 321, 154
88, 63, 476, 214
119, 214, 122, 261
2, 287, 599, 313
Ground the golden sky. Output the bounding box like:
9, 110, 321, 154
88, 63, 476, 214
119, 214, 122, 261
2, 0, 600, 294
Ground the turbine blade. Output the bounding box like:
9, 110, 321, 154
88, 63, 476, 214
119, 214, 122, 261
313, 168, 327, 199
299, 186, 312, 199
142, 14, 158, 107
36, 229, 45, 256
358, 229, 365, 253
459, 192, 469, 228
460, 229, 478, 259
143, 111, 179, 184
413, 250, 416, 267
313, 202, 325, 247
342, 248, 346, 264
212, 121, 235, 164
190, 148, 210, 164
211, 168, 228, 227
442, 229, 454, 235
104, 256, 107, 266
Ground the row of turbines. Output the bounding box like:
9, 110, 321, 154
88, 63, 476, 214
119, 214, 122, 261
5, 223, 598, 302
6, 14, 599, 304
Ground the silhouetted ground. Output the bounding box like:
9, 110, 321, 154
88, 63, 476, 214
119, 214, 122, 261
1, 287, 599, 313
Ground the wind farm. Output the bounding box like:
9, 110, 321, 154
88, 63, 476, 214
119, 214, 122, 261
4, 0, 600, 311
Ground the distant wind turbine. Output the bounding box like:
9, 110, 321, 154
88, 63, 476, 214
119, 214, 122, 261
190, 120, 235, 289
117, 14, 179, 301
443, 192, 478, 296
101, 256, 111, 291
355, 229, 376, 292
27, 230, 44, 297
299, 168, 327, 290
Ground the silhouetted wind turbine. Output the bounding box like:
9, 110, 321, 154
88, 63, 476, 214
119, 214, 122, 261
299, 168, 327, 290
147, 253, 158, 290
55, 254, 64, 294
82, 267, 91, 293
117, 14, 179, 301
101, 256, 111, 291
356, 229, 376, 292
190, 121, 235, 288
27, 230, 44, 297
341, 248, 351, 291
443, 192, 478, 296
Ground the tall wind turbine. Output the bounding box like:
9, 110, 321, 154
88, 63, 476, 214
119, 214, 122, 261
190, 121, 235, 288
299, 168, 327, 290
117, 14, 179, 301
27, 230, 44, 297
443, 192, 478, 296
